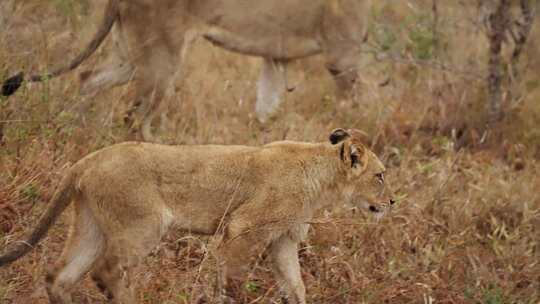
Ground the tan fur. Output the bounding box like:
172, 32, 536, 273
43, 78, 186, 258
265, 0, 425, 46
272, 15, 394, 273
6, 0, 372, 141
0, 129, 392, 304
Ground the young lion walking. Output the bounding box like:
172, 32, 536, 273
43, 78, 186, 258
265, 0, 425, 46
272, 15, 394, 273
0, 128, 393, 304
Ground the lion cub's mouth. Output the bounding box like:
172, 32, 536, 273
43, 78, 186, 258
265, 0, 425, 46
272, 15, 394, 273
368, 205, 381, 213
368, 205, 387, 221
367, 199, 395, 220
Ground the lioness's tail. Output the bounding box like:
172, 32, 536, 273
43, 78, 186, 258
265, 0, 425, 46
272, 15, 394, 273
0, 171, 76, 266
1, 0, 119, 97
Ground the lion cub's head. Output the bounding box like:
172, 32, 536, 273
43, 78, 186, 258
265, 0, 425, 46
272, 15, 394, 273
330, 128, 395, 218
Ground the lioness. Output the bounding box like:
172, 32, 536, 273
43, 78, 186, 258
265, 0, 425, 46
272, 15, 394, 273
0, 128, 393, 304
2, 0, 371, 141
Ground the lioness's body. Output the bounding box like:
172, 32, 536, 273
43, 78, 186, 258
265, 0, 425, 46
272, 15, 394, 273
0, 130, 391, 303
3, 0, 371, 140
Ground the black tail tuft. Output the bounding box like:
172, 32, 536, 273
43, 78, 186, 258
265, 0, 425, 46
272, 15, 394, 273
2, 72, 24, 96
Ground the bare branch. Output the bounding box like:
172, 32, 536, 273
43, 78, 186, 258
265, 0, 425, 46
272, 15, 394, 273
510, 0, 536, 79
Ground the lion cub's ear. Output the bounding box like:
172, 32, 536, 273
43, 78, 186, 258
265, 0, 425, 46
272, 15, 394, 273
329, 128, 350, 144
341, 142, 369, 171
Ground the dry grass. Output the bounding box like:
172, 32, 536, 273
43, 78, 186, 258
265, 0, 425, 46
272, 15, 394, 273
1, 1, 539, 303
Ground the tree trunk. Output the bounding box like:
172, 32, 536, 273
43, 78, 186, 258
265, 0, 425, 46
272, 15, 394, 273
486, 0, 511, 124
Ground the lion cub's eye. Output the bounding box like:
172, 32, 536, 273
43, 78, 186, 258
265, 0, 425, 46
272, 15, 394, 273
375, 172, 384, 184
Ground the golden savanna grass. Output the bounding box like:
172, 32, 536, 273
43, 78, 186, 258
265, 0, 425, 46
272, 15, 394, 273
1, 0, 539, 303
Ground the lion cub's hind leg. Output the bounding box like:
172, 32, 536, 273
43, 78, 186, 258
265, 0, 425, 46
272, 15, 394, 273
45, 202, 105, 304
90, 207, 174, 303
90, 250, 138, 304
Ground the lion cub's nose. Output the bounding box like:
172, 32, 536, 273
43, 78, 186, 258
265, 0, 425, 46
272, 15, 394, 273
389, 199, 396, 205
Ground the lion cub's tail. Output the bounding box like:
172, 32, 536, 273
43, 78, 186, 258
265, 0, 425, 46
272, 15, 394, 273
0, 171, 76, 266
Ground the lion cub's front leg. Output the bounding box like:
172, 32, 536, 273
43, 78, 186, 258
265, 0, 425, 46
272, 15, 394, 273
269, 235, 306, 304
217, 232, 306, 304
217, 199, 307, 303
216, 220, 262, 302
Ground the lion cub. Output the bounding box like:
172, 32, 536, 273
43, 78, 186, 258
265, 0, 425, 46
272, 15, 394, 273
0, 128, 393, 304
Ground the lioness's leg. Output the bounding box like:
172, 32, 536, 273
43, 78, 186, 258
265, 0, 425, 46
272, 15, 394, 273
256, 58, 288, 123
79, 24, 134, 95
122, 51, 171, 141
123, 38, 184, 141
46, 203, 105, 304
118, 1, 187, 141
79, 61, 135, 96
157, 28, 199, 134
269, 235, 306, 304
